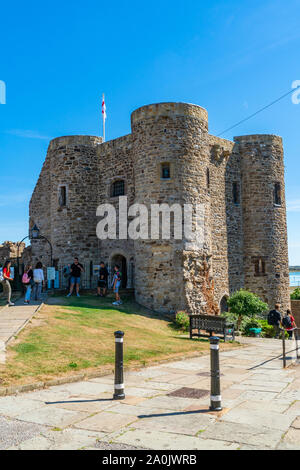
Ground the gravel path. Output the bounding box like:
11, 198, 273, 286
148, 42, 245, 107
0, 416, 48, 450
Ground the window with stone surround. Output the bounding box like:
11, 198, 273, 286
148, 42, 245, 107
58, 185, 67, 207
161, 162, 171, 180
254, 257, 266, 276
232, 181, 240, 205
274, 182, 282, 206
111, 179, 125, 197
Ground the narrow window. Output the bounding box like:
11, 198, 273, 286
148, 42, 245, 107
59, 186, 67, 206
274, 182, 282, 206
111, 180, 125, 197
254, 258, 266, 276
161, 163, 171, 179
232, 182, 240, 205
207, 168, 210, 189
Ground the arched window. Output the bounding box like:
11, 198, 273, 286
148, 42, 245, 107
111, 180, 125, 197
220, 295, 229, 313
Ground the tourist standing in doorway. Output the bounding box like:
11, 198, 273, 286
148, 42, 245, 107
22, 264, 33, 304
67, 257, 84, 298
112, 264, 122, 306
97, 261, 108, 297
282, 309, 297, 340
1, 260, 14, 306
33, 262, 45, 301
267, 303, 282, 338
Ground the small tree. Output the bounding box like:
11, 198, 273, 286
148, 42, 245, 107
227, 289, 268, 331
291, 288, 300, 300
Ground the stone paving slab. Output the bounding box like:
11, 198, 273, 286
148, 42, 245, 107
201, 421, 283, 448
0, 336, 299, 450
74, 411, 138, 433
8, 428, 106, 450
109, 428, 240, 450
17, 406, 90, 428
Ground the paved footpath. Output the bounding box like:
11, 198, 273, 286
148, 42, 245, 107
0, 336, 300, 450
0, 295, 45, 364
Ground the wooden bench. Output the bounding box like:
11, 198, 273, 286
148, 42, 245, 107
189, 314, 235, 342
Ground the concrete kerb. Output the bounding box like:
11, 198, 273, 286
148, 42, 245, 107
5, 301, 45, 347
0, 343, 244, 397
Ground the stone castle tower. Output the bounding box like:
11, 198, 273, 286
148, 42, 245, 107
29, 102, 290, 314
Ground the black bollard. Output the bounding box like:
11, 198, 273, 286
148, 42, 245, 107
282, 329, 286, 369
113, 331, 125, 400
210, 336, 222, 411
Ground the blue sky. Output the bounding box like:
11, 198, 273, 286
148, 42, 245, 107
0, 0, 300, 264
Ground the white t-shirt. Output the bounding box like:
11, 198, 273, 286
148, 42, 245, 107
33, 268, 44, 283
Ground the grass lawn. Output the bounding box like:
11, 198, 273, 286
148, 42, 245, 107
0, 294, 240, 387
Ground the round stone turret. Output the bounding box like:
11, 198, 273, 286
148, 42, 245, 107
131, 102, 213, 313
234, 134, 290, 311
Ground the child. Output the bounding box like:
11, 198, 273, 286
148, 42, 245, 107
111, 265, 122, 306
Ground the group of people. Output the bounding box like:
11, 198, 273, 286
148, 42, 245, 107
268, 303, 297, 339
0, 259, 45, 306
65, 258, 123, 306
1, 257, 122, 307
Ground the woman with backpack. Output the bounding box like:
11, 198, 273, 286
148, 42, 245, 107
282, 310, 297, 340
22, 264, 33, 304
33, 261, 45, 301
0, 260, 14, 306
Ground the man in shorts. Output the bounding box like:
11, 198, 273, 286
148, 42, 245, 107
97, 261, 108, 297
67, 257, 84, 298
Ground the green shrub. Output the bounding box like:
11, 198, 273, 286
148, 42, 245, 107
174, 311, 190, 332
227, 289, 268, 330
291, 288, 300, 300
241, 317, 262, 336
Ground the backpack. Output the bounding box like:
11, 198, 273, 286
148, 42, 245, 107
22, 272, 30, 284
268, 310, 279, 326
282, 316, 292, 329
116, 271, 122, 282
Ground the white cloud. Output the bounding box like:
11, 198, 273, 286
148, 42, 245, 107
287, 200, 300, 212
5, 129, 51, 140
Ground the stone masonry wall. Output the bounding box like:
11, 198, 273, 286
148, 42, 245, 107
235, 135, 290, 312
97, 134, 135, 286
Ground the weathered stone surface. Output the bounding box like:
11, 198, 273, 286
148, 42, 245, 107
28, 102, 290, 314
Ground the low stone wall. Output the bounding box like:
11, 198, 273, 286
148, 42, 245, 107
291, 300, 300, 326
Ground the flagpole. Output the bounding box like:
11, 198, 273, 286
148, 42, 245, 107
102, 93, 105, 142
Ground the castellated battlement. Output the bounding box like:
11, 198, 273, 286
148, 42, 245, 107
49, 135, 103, 151
29, 101, 290, 315
234, 134, 282, 144
131, 102, 208, 129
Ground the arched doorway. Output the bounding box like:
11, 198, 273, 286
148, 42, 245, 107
111, 254, 127, 288
220, 295, 229, 313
